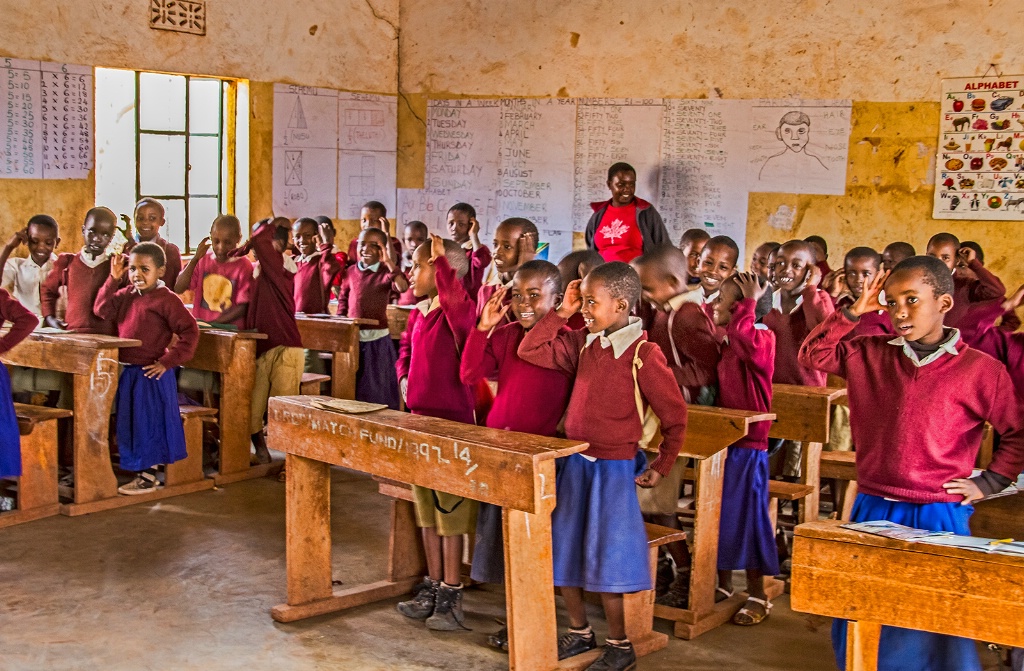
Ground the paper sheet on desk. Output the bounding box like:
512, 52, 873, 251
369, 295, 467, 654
310, 398, 387, 414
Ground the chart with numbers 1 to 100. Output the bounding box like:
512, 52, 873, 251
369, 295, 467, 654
2, 58, 93, 180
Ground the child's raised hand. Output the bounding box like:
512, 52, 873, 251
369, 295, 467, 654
5, 228, 28, 250
399, 376, 408, 403
378, 241, 398, 271
957, 246, 977, 266
478, 285, 511, 331
118, 214, 132, 241
735, 272, 768, 301
195, 236, 211, 259
319, 222, 335, 247
942, 477, 984, 505
377, 216, 391, 238
516, 231, 538, 265
821, 270, 843, 297
557, 279, 583, 319
850, 270, 889, 316
429, 233, 445, 262
805, 263, 823, 291
109, 255, 128, 281
142, 361, 168, 380
635, 468, 663, 489
1002, 283, 1024, 312
469, 217, 480, 239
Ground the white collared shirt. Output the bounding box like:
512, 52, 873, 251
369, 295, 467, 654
584, 316, 644, 358
887, 329, 961, 368
415, 296, 441, 317
78, 250, 109, 269
357, 261, 381, 273
2, 254, 56, 318
772, 287, 804, 314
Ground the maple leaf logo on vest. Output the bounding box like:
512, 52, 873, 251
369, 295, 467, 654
601, 218, 628, 243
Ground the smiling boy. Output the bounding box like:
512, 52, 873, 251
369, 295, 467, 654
1, 214, 60, 318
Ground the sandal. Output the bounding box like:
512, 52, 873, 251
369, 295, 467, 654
714, 587, 734, 603
732, 596, 772, 626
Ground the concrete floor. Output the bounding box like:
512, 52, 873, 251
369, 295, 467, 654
0, 470, 895, 671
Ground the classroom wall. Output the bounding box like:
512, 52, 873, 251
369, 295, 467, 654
397, 0, 1024, 292
0, 0, 398, 251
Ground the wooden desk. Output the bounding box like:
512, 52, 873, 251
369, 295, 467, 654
0, 404, 73, 528
386, 304, 412, 341
183, 329, 270, 485
791, 520, 1024, 671
769, 384, 847, 524
266, 396, 608, 671
295, 316, 375, 399
971, 491, 1024, 540
1, 332, 142, 515
651, 406, 778, 640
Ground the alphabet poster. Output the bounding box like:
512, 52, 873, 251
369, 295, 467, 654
933, 76, 1024, 220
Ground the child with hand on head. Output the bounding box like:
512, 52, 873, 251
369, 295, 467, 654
830, 247, 893, 338
680, 228, 711, 287
395, 234, 478, 632
397, 220, 429, 305
557, 249, 604, 330
336, 227, 408, 409
799, 256, 1024, 671
709, 273, 779, 625
120, 198, 182, 289
749, 241, 780, 320
446, 203, 492, 298
926, 232, 1005, 341
1, 214, 60, 318
458, 259, 574, 651
518, 262, 688, 671
41, 207, 125, 334
957, 241, 1020, 332
804, 234, 831, 281
94, 242, 199, 495
633, 245, 719, 608
291, 217, 342, 315
0, 289, 45, 482
687, 235, 740, 323
881, 241, 915, 273
176, 215, 254, 328
477, 217, 538, 320
346, 201, 403, 267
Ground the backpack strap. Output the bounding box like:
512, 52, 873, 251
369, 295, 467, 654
630, 339, 647, 423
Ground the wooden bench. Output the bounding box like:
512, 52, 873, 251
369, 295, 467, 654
167, 406, 219, 490
295, 316, 376, 400
0, 404, 73, 528
767, 481, 816, 529
299, 372, 332, 396
791, 520, 1024, 671
266, 395, 613, 671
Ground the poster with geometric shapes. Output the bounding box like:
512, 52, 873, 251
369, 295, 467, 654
933, 76, 1024, 220
338, 150, 397, 218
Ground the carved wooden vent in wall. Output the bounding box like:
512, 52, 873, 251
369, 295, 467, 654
149, 0, 206, 36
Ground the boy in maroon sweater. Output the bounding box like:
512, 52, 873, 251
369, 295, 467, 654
477, 217, 538, 319
234, 218, 304, 465
826, 247, 894, 339
799, 256, 1024, 671
291, 217, 342, 314
120, 198, 182, 290
687, 236, 741, 325
394, 235, 477, 632
926, 232, 1005, 343
446, 203, 493, 299
557, 249, 604, 331
345, 201, 403, 267
881, 241, 915, 273
518, 262, 688, 670
397, 220, 428, 305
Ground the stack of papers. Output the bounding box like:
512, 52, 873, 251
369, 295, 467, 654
843, 520, 1024, 557
310, 398, 387, 414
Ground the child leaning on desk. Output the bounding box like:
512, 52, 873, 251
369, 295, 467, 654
798, 255, 1024, 671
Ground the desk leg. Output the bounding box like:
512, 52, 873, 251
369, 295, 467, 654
687, 451, 725, 619
799, 441, 823, 525
846, 620, 881, 671
330, 345, 358, 400
217, 340, 257, 479
72, 354, 119, 504
388, 498, 426, 582
284, 454, 333, 606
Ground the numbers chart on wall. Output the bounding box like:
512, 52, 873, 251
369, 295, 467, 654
934, 76, 1024, 220
2, 58, 93, 179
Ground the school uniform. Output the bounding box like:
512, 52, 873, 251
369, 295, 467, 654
187, 254, 255, 329
645, 293, 720, 402
293, 243, 343, 314
762, 284, 834, 386
715, 298, 779, 576
834, 295, 894, 339
972, 311, 1024, 398
519, 312, 688, 593
460, 322, 573, 584
94, 279, 199, 472
337, 262, 407, 409
3, 254, 63, 393
395, 256, 478, 536
0, 289, 43, 478
124, 235, 182, 291
41, 251, 124, 335
799, 310, 1024, 671
461, 243, 492, 299
945, 259, 1005, 336
475, 261, 512, 319
346, 236, 403, 267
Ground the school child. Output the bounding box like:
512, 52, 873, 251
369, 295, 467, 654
394, 234, 477, 632
518, 262, 688, 670
0, 214, 59, 318
634, 245, 720, 608
799, 256, 1024, 671
345, 201, 403, 266
0, 288, 45, 481
459, 260, 574, 651
94, 242, 199, 495
175, 215, 254, 329
881, 241, 915, 273
397, 220, 428, 305
557, 249, 604, 330
477, 217, 539, 317
446, 202, 493, 297
830, 247, 894, 338
41, 207, 124, 335
233, 218, 304, 465
925, 232, 1005, 339
292, 217, 342, 314
708, 272, 779, 625
679, 228, 711, 287
963, 290, 1024, 397
120, 198, 182, 289
804, 234, 831, 281
686, 236, 740, 321
336, 227, 408, 409
749, 241, 780, 320
958, 241, 1020, 332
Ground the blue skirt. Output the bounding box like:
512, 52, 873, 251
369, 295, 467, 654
115, 366, 187, 472
356, 336, 400, 410
832, 493, 980, 671
551, 452, 651, 593
471, 502, 505, 585
717, 446, 780, 575
0, 365, 22, 478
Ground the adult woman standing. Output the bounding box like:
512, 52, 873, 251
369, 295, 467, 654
584, 162, 669, 263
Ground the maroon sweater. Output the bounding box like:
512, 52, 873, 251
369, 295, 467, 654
945, 259, 1005, 332
337, 263, 406, 328
717, 298, 775, 450
0, 289, 40, 355
518, 312, 687, 476
645, 299, 719, 402
234, 224, 302, 355
799, 310, 1024, 503
835, 295, 894, 339
124, 235, 182, 291
462, 246, 492, 299
395, 256, 476, 423
460, 322, 573, 435
94, 279, 199, 368
969, 302, 1024, 398
293, 244, 343, 314
762, 285, 834, 386
41, 253, 125, 335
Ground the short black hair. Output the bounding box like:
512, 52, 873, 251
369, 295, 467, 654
361, 201, 387, 217
314, 215, 335, 232
780, 239, 813, 256
359, 227, 389, 247
845, 246, 881, 268
586, 261, 642, 310
557, 249, 605, 289
269, 217, 291, 247
890, 255, 955, 297
404, 220, 428, 236
85, 207, 117, 227
130, 241, 166, 268
447, 202, 476, 219
804, 235, 828, 255
26, 214, 59, 237
607, 162, 636, 181
680, 228, 711, 246
293, 217, 319, 232
883, 241, 916, 260
706, 235, 740, 264
756, 241, 782, 253
634, 244, 688, 282
960, 240, 984, 264
497, 218, 539, 248
212, 214, 242, 238
927, 232, 960, 250
134, 197, 165, 215
515, 260, 562, 293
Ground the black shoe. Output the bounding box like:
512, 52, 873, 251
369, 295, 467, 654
586, 642, 637, 671
425, 582, 468, 631
397, 578, 437, 620
655, 570, 690, 608
655, 554, 675, 597
558, 629, 597, 660
486, 626, 508, 652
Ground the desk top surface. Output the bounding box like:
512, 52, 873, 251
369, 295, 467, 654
24, 330, 141, 349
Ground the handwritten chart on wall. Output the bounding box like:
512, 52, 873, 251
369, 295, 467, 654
2, 59, 93, 179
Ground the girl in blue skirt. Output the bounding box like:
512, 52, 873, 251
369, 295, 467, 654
0, 289, 43, 481
93, 242, 199, 495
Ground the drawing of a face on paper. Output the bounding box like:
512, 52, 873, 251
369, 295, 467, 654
758, 111, 826, 181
